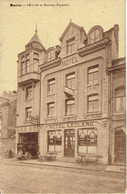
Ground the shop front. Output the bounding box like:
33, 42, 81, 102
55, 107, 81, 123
40, 119, 109, 163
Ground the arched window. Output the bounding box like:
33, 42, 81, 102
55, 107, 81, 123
88, 26, 103, 44
47, 50, 54, 61
115, 87, 125, 113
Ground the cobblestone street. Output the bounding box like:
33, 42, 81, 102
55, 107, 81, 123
0, 159, 126, 193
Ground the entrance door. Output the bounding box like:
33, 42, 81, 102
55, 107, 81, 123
64, 129, 75, 157
115, 129, 126, 163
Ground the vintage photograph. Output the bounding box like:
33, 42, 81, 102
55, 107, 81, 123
0, 0, 126, 193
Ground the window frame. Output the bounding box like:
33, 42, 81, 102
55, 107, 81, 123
66, 72, 76, 90
78, 128, 97, 154
47, 102, 55, 118
115, 87, 126, 113
48, 130, 62, 152
87, 94, 99, 113
25, 107, 32, 121
47, 50, 54, 62
66, 37, 75, 55
26, 86, 32, 100
65, 98, 75, 116
48, 78, 55, 94
88, 65, 99, 85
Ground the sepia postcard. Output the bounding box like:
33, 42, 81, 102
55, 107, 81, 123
0, 0, 126, 193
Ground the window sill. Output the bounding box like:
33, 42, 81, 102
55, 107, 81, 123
113, 112, 126, 116
47, 93, 55, 97
25, 120, 31, 123
86, 112, 101, 116
45, 117, 56, 120
25, 98, 33, 102
63, 52, 77, 59
87, 82, 100, 87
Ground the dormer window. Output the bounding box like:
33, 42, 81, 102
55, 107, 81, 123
66, 37, 75, 55
88, 26, 103, 45
21, 56, 26, 75
47, 50, 54, 62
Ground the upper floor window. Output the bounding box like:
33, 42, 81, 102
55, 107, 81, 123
115, 87, 126, 113
48, 78, 55, 94
21, 56, 26, 75
33, 53, 39, 72
26, 107, 32, 121
89, 27, 102, 44
47, 102, 55, 118
88, 65, 99, 85
26, 86, 32, 100
47, 50, 54, 61
66, 72, 76, 89
88, 94, 99, 113
65, 99, 75, 116
67, 38, 75, 55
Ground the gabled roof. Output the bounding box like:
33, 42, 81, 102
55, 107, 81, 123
59, 21, 86, 41
25, 32, 46, 50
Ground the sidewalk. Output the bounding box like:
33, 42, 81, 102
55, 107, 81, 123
1, 157, 126, 173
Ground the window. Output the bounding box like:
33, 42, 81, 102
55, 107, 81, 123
78, 129, 97, 154
47, 50, 54, 61
66, 72, 76, 89
47, 102, 55, 118
33, 53, 39, 72
0, 118, 1, 137
67, 38, 75, 55
115, 87, 126, 113
21, 56, 26, 75
65, 99, 75, 116
48, 130, 62, 152
26, 107, 32, 121
26, 86, 32, 100
48, 78, 55, 94
88, 95, 99, 113
88, 65, 99, 85
89, 29, 101, 44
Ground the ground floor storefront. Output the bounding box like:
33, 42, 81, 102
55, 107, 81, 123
16, 119, 126, 164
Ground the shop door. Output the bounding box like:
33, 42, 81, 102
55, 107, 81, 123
115, 129, 126, 163
64, 129, 75, 157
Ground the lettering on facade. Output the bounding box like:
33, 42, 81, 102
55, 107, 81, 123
63, 57, 78, 66
49, 121, 93, 129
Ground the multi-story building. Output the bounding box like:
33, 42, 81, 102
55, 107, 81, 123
0, 91, 17, 155
16, 21, 126, 164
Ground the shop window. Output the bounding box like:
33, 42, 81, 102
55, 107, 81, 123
47, 50, 54, 61
47, 102, 55, 118
26, 107, 32, 121
66, 38, 75, 55
48, 130, 62, 152
48, 78, 55, 94
78, 129, 97, 154
26, 86, 32, 100
88, 65, 99, 85
66, 72, 76, 89
65, 99, 75, 116
115, 87, 126, 113
88, 94, 99, 113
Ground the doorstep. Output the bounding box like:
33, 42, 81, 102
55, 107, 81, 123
105, 165, 126, 173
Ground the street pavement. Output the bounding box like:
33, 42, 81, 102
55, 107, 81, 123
0, 160, 126, 193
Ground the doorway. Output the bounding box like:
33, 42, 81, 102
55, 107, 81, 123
115, 128, 126, 163
64, 129, 75, 157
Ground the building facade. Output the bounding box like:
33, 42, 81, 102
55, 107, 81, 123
0, 91, 17, 155
16, 21, 126, 164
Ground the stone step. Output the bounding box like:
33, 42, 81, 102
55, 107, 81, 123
57, 157, 76, 163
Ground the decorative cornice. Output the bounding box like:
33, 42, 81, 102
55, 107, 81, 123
78, 38, 111, 57
108, 64, 125, 73
40, 58, 61, 72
